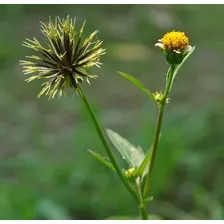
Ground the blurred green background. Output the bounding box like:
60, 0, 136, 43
0, 4, 223, 220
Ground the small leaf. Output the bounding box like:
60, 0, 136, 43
138, 144, 153, 177
88, 149, 116, 172
144, 196, 154, 203
170, 46, 195, 90
118, 72, 153, 99
106, 129, 145, 168
165, 46, 195, 95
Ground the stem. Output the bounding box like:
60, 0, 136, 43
143, 65, 175, 198
136, 178, 148, 220
140, 206, 148, 220
143, 105, 165, 197
78, 86, 139, 204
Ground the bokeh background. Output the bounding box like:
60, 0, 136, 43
0, 4, 223, 220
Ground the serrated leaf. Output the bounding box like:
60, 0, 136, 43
106, 129, 145, 168
118, 72, 153, 99
88, 149, 116, 172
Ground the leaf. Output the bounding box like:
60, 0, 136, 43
144, 196, 154, 203
118, 72, 153, 99
106, 129, 145, 168
138, 144, 153, 177
169, 46, 195, 91
139, 134, 162, 178
88, 149, 116, 172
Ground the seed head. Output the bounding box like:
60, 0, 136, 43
20, 16, 106, 99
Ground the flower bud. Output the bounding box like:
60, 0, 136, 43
124, 168, 138, 181
152, 91, 169, 106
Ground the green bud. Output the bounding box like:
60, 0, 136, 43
124, 168, 138, 181
165, 50, 184, 65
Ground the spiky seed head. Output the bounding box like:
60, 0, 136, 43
20, 16, 106, 99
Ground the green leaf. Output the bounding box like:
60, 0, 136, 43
168, 46, 195, 92
139, 134, 162, 178
106, 129, 145, 168
174, 46, 195, 77
88, 149, 116, 172
138, 144, 153, 177
144, 196, 154, 203
118, 72, 153, 99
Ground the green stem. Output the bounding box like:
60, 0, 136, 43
143, 105, 165, 197
143, 65, 175, 198
136, 178, 148, 220
140, 206, 148, 220
78, 86, 139, 204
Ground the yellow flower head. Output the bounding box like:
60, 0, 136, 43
161, 31, 189, 52
155, 30, 192, 65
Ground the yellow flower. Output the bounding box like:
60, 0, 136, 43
161, 31, 189, 52
155, 30, 192, 65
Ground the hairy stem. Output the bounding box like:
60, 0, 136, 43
78, 86, 139, 204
